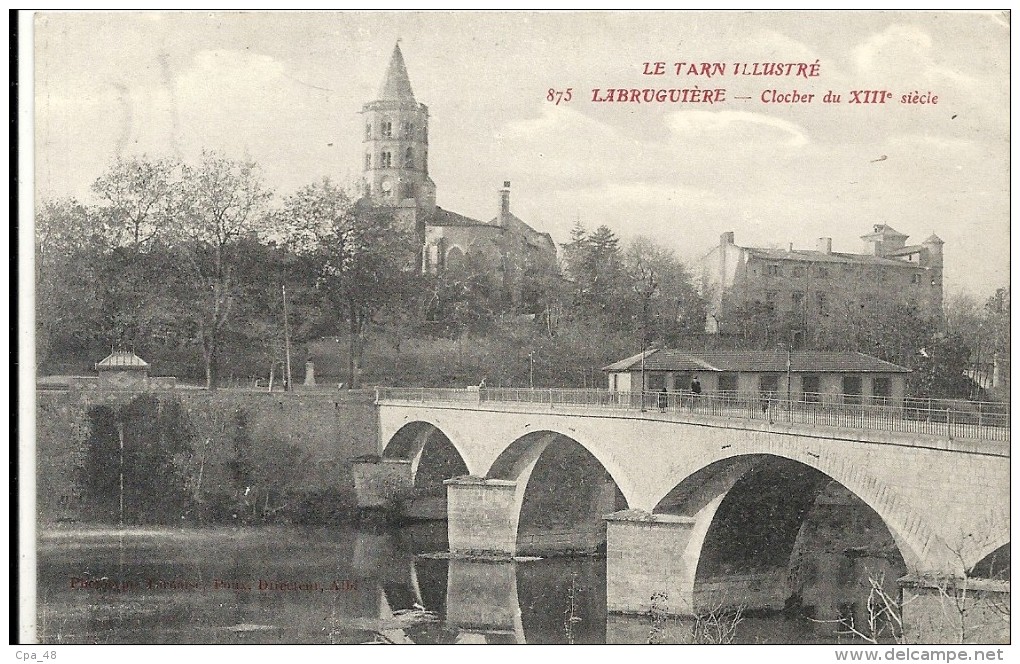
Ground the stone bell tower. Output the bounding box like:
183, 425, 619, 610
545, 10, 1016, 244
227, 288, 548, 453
361, 42, 437, 238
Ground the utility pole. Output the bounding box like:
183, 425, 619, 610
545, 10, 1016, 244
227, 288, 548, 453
283, 284, 293, 392
118, 421, 125, 528
786, 341, 793, 413
529, 351, 535, 389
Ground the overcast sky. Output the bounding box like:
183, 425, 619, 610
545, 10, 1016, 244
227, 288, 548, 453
32, 10, 1010, 298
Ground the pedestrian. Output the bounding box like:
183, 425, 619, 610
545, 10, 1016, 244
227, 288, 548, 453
657, 387, 668, 412
691, 376, 702, 396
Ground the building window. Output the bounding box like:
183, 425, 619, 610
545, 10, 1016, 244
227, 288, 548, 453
403, 121, 414, 138
873, 376, 891, 399
364, 153, 371, 170
817, 292, 827, 315
792, 291, 805, 311
404, 147, 414, 168
718, 374, 738, 393
816, 266, 829, 278
842, 376, 862, 405
767, 264, 781, 276
381, 151, 392, 168
765, 291, 777, 312
382, 121, 393, 138
801, 375, 820, 401
793, 266, 805, 277
791, 329, 805, 349
912, 273, 921, 284
759, 373, 780, 394
365, 123, 372, 139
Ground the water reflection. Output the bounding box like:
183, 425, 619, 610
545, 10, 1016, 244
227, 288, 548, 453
38, 524, 861, 644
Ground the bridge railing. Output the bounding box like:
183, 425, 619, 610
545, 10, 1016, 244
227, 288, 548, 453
376, 387, 1010, 443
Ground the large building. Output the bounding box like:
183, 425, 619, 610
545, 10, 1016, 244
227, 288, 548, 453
698, 225, 944, 338
360, 43, 557, 285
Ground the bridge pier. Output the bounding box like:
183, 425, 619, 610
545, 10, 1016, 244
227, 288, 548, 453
446, 477, 520, 557
605, 510, 700, 615
352, 458, 412, 514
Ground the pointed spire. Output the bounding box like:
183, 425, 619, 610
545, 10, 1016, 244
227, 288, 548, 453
377, 42, 416, 102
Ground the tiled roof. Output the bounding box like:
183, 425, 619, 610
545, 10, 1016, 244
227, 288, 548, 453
603, 350, 911, 374
96, 351, 149, 370
429, 207, 493, 228
745, 248, 919, 268
490, 211, 556, 249
602, 349, 660, 372
861, 224, 908, 240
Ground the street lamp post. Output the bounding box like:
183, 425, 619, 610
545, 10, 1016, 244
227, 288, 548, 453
640, 323, 647, 411
636, 268, 658, 412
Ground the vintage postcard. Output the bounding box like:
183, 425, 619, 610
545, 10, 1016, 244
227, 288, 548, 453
21, 10, 1010, 651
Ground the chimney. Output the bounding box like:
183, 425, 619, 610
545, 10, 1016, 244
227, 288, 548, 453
499, 181, 511, 216
788, 242, 794, 252
817, 237, 832, 254
720, 231, 734, 246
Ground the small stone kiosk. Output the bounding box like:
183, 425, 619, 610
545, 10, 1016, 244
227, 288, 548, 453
95, 350, 151, 390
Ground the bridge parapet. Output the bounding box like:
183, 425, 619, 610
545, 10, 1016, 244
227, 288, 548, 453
377, 387, 1009, 446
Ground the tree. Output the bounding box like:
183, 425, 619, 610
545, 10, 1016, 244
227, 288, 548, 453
91, 155, 180, 250
983, 287, 1010, 397
623, 236, 705, 346
175, 151, 273, 389
35, 197, 109, 370
561, 224, 628, 325
277, 179, 416, 388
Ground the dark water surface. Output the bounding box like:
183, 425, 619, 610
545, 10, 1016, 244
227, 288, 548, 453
38, 524, 855, 644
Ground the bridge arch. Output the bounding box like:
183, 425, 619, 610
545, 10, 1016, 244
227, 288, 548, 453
382, 418, 474, 469
969, 542, 1010, 579
381, 422, 470, 514
486, 430, 629, 556
650, 453, 913, 617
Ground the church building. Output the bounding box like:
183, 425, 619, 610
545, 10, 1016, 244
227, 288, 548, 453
360, 43, 558, 284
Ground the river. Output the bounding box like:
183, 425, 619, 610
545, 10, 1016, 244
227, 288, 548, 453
37, 523, 876, 645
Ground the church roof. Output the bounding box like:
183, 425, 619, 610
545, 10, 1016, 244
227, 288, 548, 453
491, 211, 556, 250
429, 207, 492, 227
377, 43, 416, 102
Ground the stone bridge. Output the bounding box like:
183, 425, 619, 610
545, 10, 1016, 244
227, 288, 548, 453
355, 389, 1009, 617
